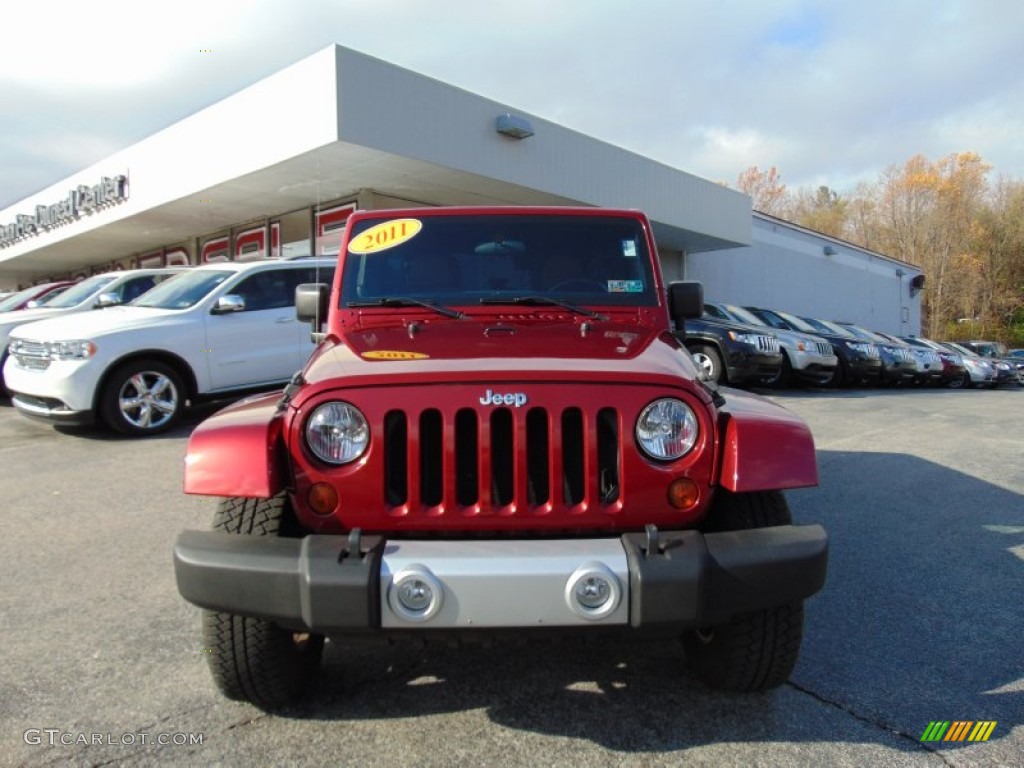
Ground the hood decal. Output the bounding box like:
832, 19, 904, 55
361, 350, 430, 360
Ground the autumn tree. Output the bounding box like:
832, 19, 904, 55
971, 178, 1024, 336
789, 185, 849, 239
730, 155, 1021, 342
844, 181, 883, 251
736, 166, 788, 215
871, 153, 991, 338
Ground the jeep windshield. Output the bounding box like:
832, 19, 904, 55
131, 270, 232, 310
340, 213, 657, 311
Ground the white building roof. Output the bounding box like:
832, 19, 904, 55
0, 45, 750, 280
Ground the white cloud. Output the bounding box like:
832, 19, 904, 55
0, 0, 255, 89
2, 0, 1024, 209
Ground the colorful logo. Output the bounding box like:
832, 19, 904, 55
920, 721, 997, 742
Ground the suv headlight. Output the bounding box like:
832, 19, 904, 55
305, 401, 369, 464
727, 331, 759, 345
47, 340, 96, 360
636, 398, 698, 461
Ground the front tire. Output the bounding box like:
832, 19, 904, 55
829, 359, 848, 388
99, 358, 185, 436
691, 345, 727, 384
770, 354, 793, 389
682, 489, 805, 692
947, 371, 968, 389
202, 494, 324, 710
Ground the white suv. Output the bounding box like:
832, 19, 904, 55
0, 268, 185, 393
4, 259, 335, 436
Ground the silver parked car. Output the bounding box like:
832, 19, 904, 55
937, 341, 997, 387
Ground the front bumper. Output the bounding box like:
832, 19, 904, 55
10, 393, 95, 425
789, 347, 838, 381
174, 525, 828, 633
842, 354, 882, 382
792, 362, 837, 385
4, 357, 98, 421
724, 347, 784, 385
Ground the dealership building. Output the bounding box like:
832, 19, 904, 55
0, 44, 922, 335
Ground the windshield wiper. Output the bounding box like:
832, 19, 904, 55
479, 295, 607, 320
348, 297, 464, 319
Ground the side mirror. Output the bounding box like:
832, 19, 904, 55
296, 283, 330, 342
668, 281, 704, 330
25, 300, 42, 309
212, 294, 246, 314
94, 292, 123, 308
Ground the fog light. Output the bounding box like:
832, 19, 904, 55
667, 478, 700, 510
388, 565, 443, 622
308, 483, 338, 515
565, 562, 621, 620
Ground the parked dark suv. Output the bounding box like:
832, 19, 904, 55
836, 323, 917, 386
675, 313, 782, 387
767, 311, 883, 387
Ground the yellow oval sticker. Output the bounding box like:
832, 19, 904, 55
348, 219, 423, 254
361, 350, 430, 360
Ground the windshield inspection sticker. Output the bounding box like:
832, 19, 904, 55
348, 219, 423, 254
361, 350, 430, 360
607, 280, 644, 293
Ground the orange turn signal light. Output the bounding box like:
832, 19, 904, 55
667, 478, 699, 510
308, 483, 339, 515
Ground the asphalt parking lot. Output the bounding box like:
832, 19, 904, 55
1, 387, 1021, 767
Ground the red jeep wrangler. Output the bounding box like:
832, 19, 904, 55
174, 207, 827, 709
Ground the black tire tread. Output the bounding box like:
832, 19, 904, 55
683, 489, 805, 692
201, 494, 323, 710
775, 353, 793, 389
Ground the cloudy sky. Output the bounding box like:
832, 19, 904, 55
1, 0, 1022, 209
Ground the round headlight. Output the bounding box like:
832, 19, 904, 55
636, 398, 698, 461
305, 401, 369, 464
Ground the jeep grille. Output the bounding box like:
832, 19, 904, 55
756, 335, 780, 353
382, 406, 621, 510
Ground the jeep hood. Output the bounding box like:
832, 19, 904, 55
301, 318, 700, 391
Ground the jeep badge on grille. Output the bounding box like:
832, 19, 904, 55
479, 389, 528, 407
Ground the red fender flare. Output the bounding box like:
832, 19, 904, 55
716, 391, 818, 492
184, 392, 287, 498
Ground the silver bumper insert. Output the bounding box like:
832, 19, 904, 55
380, 539, 629, 628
